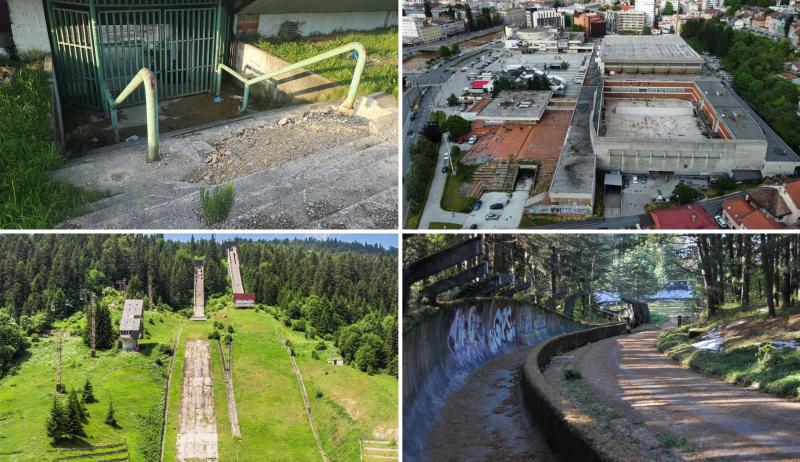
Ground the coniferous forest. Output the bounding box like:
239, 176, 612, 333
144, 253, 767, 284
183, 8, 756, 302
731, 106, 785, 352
0, 234, 398, 377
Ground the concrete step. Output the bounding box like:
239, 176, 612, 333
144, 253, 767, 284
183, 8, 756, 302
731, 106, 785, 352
55, 95, 398, 229
62, 135, 395, 229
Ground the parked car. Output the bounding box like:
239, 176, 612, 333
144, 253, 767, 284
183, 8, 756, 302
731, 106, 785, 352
472, 200, 483, 211
442, 165, 449, 174
468, 224, 478, 229
468, 135, 478, 144
485, 212, 501, 220
715, 215, 728, 228
490, 203, 504, 210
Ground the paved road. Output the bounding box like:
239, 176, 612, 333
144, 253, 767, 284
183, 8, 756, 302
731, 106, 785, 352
553, 329, 800, 461
418, 141, 469, 228
425, 346, 556, 461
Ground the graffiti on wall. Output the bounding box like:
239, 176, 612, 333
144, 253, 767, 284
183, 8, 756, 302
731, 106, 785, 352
518, 309, 533, 336
489, 306, 516, 353
534, 311, 547, 331
447, 306, 486, 367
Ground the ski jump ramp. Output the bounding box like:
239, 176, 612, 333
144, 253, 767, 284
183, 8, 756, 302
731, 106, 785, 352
226, 245, 255, 307
192, 260, 206, 320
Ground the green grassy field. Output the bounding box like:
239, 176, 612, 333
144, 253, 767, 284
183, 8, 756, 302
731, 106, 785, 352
246, 28, 398, 98
657, 304, 800, 399
269, 315, 398, 460
647, 301, 693, 327
429, 222, 462, 229
0, 310, 183, 462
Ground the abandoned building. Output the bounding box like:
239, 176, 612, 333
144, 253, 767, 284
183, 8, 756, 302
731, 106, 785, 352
119, 299, 144, 352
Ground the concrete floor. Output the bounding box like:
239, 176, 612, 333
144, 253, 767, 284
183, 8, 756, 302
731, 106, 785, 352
604, 99, 706, 140
618, 174, 709, 217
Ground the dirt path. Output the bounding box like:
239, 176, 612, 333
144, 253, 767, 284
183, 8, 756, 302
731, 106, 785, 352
176, 340, 218, 461
561, 329, 800, 461
425, 346, 556, 462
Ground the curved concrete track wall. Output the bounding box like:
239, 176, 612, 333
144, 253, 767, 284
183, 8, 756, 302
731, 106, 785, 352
403, 297, 584, 461
521, 322, 634, 462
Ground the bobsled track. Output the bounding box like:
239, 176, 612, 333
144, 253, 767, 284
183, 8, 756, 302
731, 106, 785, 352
403, 297, 588, 461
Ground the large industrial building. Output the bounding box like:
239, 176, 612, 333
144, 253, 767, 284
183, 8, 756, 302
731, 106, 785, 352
590, 79, 798, 176
598, 35, 704, 74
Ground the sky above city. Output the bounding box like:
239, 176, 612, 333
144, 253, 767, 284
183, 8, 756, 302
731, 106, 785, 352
162, 233, 397, 249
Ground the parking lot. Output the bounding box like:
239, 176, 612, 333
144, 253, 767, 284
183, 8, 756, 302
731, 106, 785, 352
462, 177, 532, 229
617, 174, 709, 217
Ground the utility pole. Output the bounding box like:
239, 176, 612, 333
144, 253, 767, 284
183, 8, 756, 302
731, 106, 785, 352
90, 293, 97, 358
55, 331, 63, 393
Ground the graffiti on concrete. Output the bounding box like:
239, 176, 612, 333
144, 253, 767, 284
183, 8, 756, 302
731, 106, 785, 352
534, 312, 547, 331
489, 306, 516, 353
447, 306, 486, 366
518, 310, 533, 336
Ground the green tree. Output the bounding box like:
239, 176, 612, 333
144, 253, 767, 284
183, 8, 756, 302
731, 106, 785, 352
0, 323, 29, 378
105, 400, 117, 427
46, 396, 66, 442
450, 43, 460, 55
671, 183, 701, 204
354, 333, 384, 374
606, 244, 661, 300
569, 24, 585, 32
447, 93, 459, 106
424, 0, 432, 18
445, 115, 472, 139
65, 390, 86, 437
663, 1, 675, 15
438, 45, 451, 59
643, 26, 652, 35
82, 304, 115, 350
465, 5, 476, 30
82, 378, 96, 404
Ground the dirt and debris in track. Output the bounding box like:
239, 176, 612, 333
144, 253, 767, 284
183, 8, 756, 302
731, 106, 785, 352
545, 327, 800, 462
425, 346, 556, 462
183, 109, 369, 185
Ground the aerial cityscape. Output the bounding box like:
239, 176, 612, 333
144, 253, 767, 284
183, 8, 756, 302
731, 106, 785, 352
403, 0, 800, 229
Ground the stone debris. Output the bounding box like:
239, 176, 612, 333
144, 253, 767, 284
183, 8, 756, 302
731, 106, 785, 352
185, 111, 368, 185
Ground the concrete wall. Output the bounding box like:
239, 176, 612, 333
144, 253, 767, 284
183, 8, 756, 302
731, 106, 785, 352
591, 126, 769, 175
521, 322, 636, 461
228, 41, 339, 103
403, 298, 584, 460
8, 0, 50, 53
248, 11, 397, 37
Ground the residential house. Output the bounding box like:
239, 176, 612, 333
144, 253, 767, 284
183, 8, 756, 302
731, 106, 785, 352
649, 205, 718, 229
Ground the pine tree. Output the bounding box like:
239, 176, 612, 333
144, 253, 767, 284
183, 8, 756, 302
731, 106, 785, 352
46, 396, 65, 442
105, 400, 117, 427
82, 378, 96, 404
65, 390, 86, 436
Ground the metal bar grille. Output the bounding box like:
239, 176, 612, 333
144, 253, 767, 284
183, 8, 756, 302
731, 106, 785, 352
48, 0, 221, 110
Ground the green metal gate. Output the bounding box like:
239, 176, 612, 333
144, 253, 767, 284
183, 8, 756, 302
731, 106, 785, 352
46, 0, 227, 110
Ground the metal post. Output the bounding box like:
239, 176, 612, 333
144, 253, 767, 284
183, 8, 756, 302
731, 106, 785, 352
213, 0, 223, 97
87, 0, 107, 116
105, 68, 160, 161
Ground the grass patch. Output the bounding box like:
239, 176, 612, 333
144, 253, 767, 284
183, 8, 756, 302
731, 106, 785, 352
199, 182, 235, 225
429, 222, 462, 229
519, 214, 561, 227
243, 28, 398, 98
0, 66, 103, 228
657, 304, 800, 399
0, 310, 184, 462
440, 168, 477, 213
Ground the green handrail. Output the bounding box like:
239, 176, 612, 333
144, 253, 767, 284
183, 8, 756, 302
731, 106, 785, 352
216, 42, 367, 113
102, 68, 160, 162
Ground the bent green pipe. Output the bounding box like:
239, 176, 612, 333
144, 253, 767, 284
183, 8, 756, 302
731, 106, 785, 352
216, 42, 367, 113
103, 68, 160, 162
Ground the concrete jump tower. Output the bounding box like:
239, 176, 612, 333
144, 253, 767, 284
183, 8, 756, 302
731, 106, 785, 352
192, 260, 207, 320
226, 245, 255, 308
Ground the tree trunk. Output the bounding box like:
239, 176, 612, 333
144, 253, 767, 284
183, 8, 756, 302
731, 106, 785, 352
762, 235, 776, 318
783, 238, 791, 308
741, 235, 751, 306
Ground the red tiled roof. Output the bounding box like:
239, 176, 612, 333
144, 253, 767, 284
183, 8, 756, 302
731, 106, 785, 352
471, 80, 491, 89
741, 210, 786, 229
722, 196, 754, 225
746, 186, 791, 218
650, 205, 718, 229
785, 179, 800, 209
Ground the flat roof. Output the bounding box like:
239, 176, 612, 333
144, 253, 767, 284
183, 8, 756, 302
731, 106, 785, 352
601, 35, 704, 65
694, 80, 765, 141
550, 84, 597, 196
476, 90, 552, 121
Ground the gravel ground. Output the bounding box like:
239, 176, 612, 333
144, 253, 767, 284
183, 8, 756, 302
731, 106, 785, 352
184, 109, 369, 184
425, 346, 556, 462
545, 329, 800, 462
